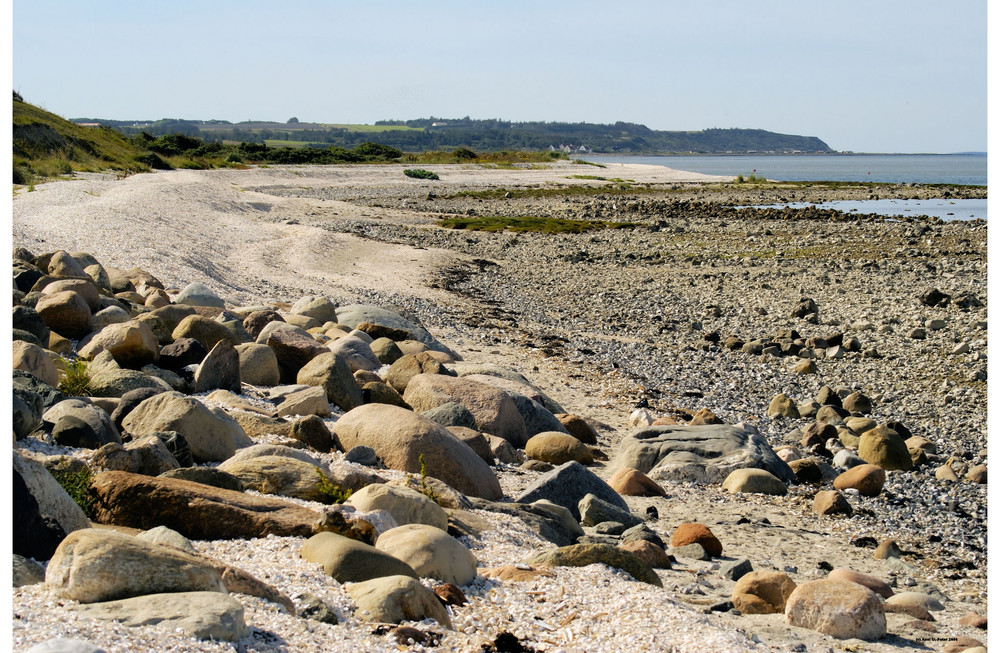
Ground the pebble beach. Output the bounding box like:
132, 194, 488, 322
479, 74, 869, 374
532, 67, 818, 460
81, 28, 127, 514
10, 161, 988, 652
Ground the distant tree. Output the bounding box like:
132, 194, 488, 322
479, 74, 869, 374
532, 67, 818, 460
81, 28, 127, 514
287, 117, 299, 124
13, 90, 23, 102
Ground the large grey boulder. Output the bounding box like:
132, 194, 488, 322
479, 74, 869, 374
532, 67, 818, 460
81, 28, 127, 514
46, 529, 226, 603
327, 335, 381, 372
515, 461, 627, 521
43, 400, 121, 447
121, 392, 247, 463
610, 423, 795, 484
333, 404, 502, 500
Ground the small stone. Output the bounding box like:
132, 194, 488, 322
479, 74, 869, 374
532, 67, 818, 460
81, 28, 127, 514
433, 582, 467, 606
812, 490, 852, 516
874, 539, 902, 560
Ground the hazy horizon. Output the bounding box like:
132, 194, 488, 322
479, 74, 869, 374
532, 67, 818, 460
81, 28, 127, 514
11, 0, 989, 155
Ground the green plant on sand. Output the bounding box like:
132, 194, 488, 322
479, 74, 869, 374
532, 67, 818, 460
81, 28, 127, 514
404, 168, 440, 180
49, 460, 95, 518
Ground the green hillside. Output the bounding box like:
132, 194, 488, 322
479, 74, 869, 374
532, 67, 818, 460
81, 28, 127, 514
13, 94, 154, 183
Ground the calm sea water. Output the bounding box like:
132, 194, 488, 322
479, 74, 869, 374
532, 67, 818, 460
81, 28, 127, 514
581, 154, 987, 186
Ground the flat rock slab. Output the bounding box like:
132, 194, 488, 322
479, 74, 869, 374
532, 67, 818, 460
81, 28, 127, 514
525, 543, 661, 586
68, 591, 247, 641
610, 423, 795, 484
88, 471, 322, 539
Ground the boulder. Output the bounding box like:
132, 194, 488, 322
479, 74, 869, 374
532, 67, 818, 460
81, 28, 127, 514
242, 309, 284, 341
234, 343, 280, 386
13, 305, 51, 344
78, 321, 159, 369
618, 540, 671, 569
13, 340, 60, 387
296, 351, 363, 412
266, 328, 330, 382
369, 337, 404, 364
275, 385, 332, 418
291, 296, 339, 323
345, 574, 452, 628
45, 529, 225, 603
610, 423, 795, 485
552, 413, 600, 445
843, 392, 873, 415
375, 524, 478, 586
88, 471, 322, 539
327, 335, 381, 372
345, 484, 449, 530
158, 467, 243, 492
445, 427, 495, 466
193, 339, 241, 394
384, 352, 452, 395
157, 338, 208, 371
606, 467, 666, 497
290, 414, 335, 452
468, 498, 579, 547
13, 554, 46, 588
833, 464, 886, 496
525, 431, 593, 465
671, 523, 722, 557
301, 531, 419, 584
422, 402, 478, 430
333, 404, 502, 500
525, 543, 661, 586
767, 393, 800, 418
578, 493, 641, 529
403, 373, 527, 447
217, 455, 344, 503
42, 399, 121, 447
121, 392, 246, 463
785, 579, 886, 640
35, 290, 93, 339
515, 461, 627, 521
13, 466, 69, 560
732, 571, 797, 614
812, 490, 853, 516
67, 591, 247, 642
171, 315, 241, 351
721, 468, 788, 495
336, 305, 453, 356
858, 426, 912, 471
13, 386, 44, 439
173, 282, 226, 309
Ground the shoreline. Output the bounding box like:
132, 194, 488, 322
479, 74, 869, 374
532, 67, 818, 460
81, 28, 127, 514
12, 163, 988, 652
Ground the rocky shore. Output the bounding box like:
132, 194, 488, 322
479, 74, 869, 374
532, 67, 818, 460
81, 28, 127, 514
11, 162, 988, 652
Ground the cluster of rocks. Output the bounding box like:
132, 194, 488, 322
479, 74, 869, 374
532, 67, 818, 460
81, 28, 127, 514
11, 244, 989, 652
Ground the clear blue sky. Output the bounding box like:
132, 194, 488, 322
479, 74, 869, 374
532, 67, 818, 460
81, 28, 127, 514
11, 0, 988, 153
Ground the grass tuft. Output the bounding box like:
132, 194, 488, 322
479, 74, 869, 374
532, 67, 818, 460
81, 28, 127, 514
59, 358, 93, 396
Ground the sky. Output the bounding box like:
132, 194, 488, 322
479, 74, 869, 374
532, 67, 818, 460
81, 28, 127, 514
9, 0, 990, 153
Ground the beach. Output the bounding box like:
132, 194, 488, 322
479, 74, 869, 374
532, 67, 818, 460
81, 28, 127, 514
11, 161, 988, 652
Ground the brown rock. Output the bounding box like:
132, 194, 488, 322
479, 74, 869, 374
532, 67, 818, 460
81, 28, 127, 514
171, 315, 241, 352
964, 464, 987, 484
618, 540, 671, 569
355, 321, 411, 342
384, 352, 451, 395
79, 320, 160, 369
858, 425, 912, 471
606, 467, 666, 497
833, 464, 886, 497
788, 458, 824, 484
193, 339, 241, 394
445, 427, 495, 466
266, 328, 329, 383
689, 408, 723, 425
554, 413, 599, 445
958, 612, 987, 629
296, 351, 363, 413
88, 471, 322, 539
801, 422, 838, 448
525, 431, 593, 465
828, 567, 893, 598
41, 278, 102, 311
12, 340, 59, 387
35, 290, 93, 339
433, 582, 467, 606
883, 602, 933, 621
874, 539, 902, 560
812, 490, 853, 516
732, 571, 796, 614
671, 523, 722, 558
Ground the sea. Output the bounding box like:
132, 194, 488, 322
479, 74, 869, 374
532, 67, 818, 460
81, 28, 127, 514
580, 153, 987, 220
